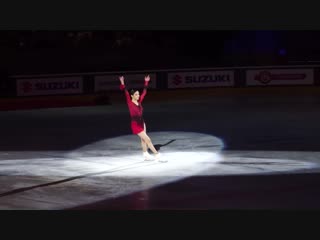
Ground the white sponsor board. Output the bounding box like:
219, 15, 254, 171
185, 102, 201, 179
167, 71, 234, 89
246, 69, 314, 86
17, 77, 83, 96
94, 73, 156, 92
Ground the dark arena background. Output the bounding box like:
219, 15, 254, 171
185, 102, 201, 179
1, 30, 320, 210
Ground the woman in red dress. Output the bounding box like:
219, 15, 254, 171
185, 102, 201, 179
119, 75, 166, 162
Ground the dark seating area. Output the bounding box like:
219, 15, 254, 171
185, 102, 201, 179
2, 31, 320, 76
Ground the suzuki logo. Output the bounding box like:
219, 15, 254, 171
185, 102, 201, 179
173, 75, 182, 85
22, 81, 32, 93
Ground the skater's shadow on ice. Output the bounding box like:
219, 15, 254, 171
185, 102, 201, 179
148, 139, 176, 154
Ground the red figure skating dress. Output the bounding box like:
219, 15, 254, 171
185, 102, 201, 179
120, 81, 149, 134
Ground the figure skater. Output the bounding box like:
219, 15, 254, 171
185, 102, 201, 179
119, 75, 166, 162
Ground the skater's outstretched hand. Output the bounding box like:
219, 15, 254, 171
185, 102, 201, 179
144, 75, 150, 82
119, 76, 125, 85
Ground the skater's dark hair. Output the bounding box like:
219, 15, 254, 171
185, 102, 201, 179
129, 88, 139, 96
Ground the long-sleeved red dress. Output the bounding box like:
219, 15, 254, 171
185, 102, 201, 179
120, 81, 149, 134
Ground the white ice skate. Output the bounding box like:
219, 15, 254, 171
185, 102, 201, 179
155, 152, 167, 163
143, 151, 154, 161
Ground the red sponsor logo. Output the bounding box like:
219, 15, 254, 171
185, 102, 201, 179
21, 81, 33, 93
173, 75, 182, 85
254, 71, 306, 84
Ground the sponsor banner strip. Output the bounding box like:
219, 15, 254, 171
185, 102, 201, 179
94, 74, 156, 91
17, 77, 83, 96
167, 71, 235, 89
246, 69, 314, 86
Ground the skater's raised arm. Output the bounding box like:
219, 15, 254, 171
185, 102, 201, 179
119, 76, 131, 103
139, 75, 150, 103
